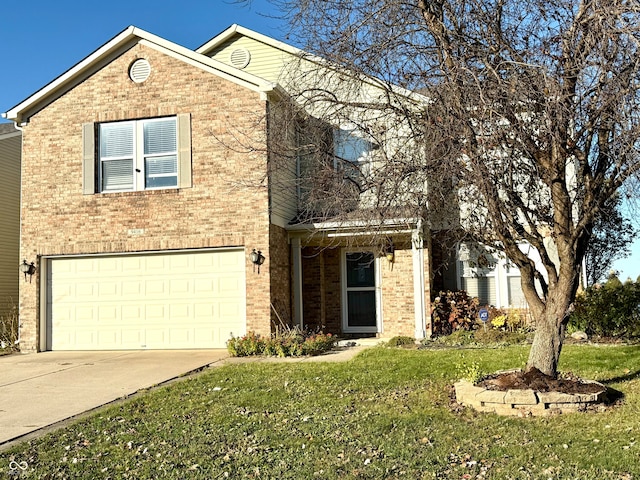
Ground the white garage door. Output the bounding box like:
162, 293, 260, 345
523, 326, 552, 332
46, 250, 246, 350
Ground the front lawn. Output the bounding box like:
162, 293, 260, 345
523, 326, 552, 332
1, 345, 639, 479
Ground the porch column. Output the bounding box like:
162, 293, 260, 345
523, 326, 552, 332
291, 237, 304, 329
412, 225, 427, 339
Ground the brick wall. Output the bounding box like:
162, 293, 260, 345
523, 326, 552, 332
300, 246, 342, 334
18, 43, 276, 351
380, 246, 416, 337
301, 247, 325, 331
269, 224, 292, 329
300, 240, 432, 339
323, 248, 342, 332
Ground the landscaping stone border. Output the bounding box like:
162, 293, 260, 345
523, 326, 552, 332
454, 376, 607, 416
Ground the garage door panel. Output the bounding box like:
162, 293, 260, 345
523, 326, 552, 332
48, 250, 246, 350
122, 281, 143, 297
97, 305, 120, 323
98, 282, 118, 297
96, 329, 120, 347
219, 277, 243, 294
120, 330, 145, 348
170, 279, 191, 294
77, 283, 98, 299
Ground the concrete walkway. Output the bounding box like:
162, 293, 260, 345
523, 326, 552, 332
0, 343, 372, 449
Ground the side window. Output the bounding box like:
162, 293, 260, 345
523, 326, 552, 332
333, 127, 374, 181
458, 242, 498, 305
82, 114, 191, 194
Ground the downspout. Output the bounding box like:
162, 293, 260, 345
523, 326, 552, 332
13, 121, 25, 348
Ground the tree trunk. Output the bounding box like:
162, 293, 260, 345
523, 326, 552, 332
526, 312, 566, 377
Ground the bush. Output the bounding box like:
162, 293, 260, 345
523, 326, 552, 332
489, 308, 529, 333
422, 325, 529, 348
227, 328, 336, 357
0, 303, 19, 352
455, 359, 484, 383
570, 275, 640, 338
386, 336, 416, 347
424, 329, 476, 347
473, 328, 527, 345
227, 331, 264, 357
431, 290, 480, 335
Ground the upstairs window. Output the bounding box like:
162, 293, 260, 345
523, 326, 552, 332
333, 127, 374, 181
99, 117, 177, 192
82, 114, 191, 194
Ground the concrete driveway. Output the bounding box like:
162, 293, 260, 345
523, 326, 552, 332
0, 350, 229, 447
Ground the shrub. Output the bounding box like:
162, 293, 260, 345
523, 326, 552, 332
227, 328, 336, 357
227, 331, 264, 357
386, 336, 416, 347
0, 303, 19, 352
431, 290, 480, 335
422, 327, 529, 348
489, 308, 529, 333
301, 332, 336, 355
422, 329, 476, 347
455, 359, 484, 383
569, 275, 640, 338
473, 328, 527, 345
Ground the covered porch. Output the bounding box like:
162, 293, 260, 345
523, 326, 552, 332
287, 219, 433, 340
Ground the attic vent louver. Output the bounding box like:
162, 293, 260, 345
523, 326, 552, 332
229, 48, 251, 69
129, 59, 151, 83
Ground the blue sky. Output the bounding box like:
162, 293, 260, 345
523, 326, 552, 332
1, 1, 638, 282
0, 0, 286, 114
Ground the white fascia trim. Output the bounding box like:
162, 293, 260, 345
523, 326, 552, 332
197, 24, 303, 57
328, 229, 413, 238
197, 25, 429, 106
4, 26, 139, 122
287, 217, 420, 233
4, 25, 276, 123
137, 39, 275, 95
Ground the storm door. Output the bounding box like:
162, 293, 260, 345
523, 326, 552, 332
343, 251, 379, 333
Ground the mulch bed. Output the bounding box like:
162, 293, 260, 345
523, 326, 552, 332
477, 367, 604, 394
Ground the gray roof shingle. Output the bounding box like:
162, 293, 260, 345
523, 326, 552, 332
0, 122, 18, 135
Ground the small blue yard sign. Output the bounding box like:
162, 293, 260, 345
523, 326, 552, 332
479, 308, 489, 322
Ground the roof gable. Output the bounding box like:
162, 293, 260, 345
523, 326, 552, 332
198, 25, 428, 105
2, 26, 276, 124
197, 24, 302, 58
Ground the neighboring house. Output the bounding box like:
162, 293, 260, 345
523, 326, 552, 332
0, 122, 21, 316
2, 25, 431, 352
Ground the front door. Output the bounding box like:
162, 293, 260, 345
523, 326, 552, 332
343, 251, 378, 333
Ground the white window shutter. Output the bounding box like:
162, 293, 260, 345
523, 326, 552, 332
177, 113, 192, 188
82, 123, 96, 194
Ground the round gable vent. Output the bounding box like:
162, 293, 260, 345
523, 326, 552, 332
229, 48, 251, 69
129, 58, 151, 83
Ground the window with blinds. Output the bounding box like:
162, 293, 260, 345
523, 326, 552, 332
99, 117, 178, 192
461, 276, 496, 306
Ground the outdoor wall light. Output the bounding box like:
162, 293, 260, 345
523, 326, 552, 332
250, 248, 266, 274
19, 259, 36, 283
384, 240, 395, 263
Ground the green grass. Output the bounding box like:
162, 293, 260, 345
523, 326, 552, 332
1, 345, 639, 479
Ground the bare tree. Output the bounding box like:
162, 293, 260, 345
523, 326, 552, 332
584, 195, 636, 285
247, 0, 640, 377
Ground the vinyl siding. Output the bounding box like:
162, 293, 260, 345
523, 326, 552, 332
267, 99, 298, 227
206, 35, 291, 83
0, 130, 21, 313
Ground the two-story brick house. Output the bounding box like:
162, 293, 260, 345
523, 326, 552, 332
3, 25, 433, 352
